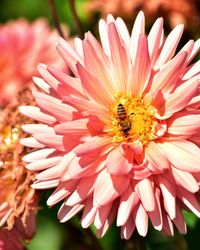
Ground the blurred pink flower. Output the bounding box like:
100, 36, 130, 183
0, 18, 65, 106
21, 12, 200, 239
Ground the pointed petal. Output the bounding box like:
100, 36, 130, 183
66, 175, 97, 206
94, 170, 129, 206
47, 180, 79, 206
81, 199, 97, 228
32, 179, 59, 189
107, 22, 129, 91
135, 204, 148, 237
177, 186, 200, 217
155, 24, 184, 68
117, 185, 139, 226
167, 110, 200, 137
148, 17, 163, 64
58, 203, 84, 223
154, 75, 199, 119
151, 52, 187, 93
76, 62, 114, 107
32, 91, 76, 122
23, 148, 56, 162
106, 146, 131, 175
20, 137, 44, 148
127, 34, 151, 96
26, 156, 62, 171
130, 11, 145, 64
94, 203, 113, 229
156, 175, 176, 219
148, 188, 163, 230
159, 140, 200, 172
19, 106, 56, 124
135, 178, 155, 212
121, 216, 135, 240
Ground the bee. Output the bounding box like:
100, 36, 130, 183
117, 104, 131, 134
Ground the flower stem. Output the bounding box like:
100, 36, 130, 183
69, 0, 84, 39
48, 0, 65, 38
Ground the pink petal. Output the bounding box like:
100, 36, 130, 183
151, 52, 187, 93
135, 204, 148, 236
145, 141, 169, 173
33, 133, 65, 151
81, 199, 97, 228
135, 178, 155, 212
173, 205, 187, 234
63, 156, 105, 181
117, 184, 139, 226
121, 216, 135, 240
171, 167, 199, 193
177, 186, 200, 217
96, 202, 117, 238
33, 76, 52, 94
94, 170, 129, 206
162, 214, 174, 236
55, 118, 89, 134
66, 175, 98, 206
98, 19, 110, 56
76, 62, 114, 107
82, 37, 115, 95
148, 17, 164, 65
65, 96, 108, 121
156, 175, 176, 219
148, 188, 163, 230
47, 180, 79, 206
155, 24, 184, 69
19, 106, 56, 124
127, 34, 151, 96
32, 179, 59, 189
159, 140, 200, 172
57, 37, 83, 76
167, 110, 200, 137
27, 156, 60, 174
20, 137, 44, 148
33, 91, 76, 122
47, 65, 85, 97
108, 22, 129, 91
94, 203, 113, 229
23, 148, 56, 162
182, 60, 200, 80
187, 38, 200, 63
22, 124, 55, 134
36, 161, 67, 181
154, 75, 199, 119
74, 136, 111, 156
116, 17, 130, 48
58, 203, 84, 223
129, 11, 145, 64
106, 146, 131, 175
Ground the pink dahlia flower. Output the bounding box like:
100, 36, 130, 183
20, 12, 200, 239
0, 18, 65, 106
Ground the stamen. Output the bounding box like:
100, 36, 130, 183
108, 94, 159, 145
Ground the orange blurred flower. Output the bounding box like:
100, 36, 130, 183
0, 87, 40, 244
86, 0, 200, 31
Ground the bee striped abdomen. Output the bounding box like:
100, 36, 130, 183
117, 104, 131, 134
117, 103, 127, 119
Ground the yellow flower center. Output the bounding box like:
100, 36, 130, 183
108, 94, 156, 145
